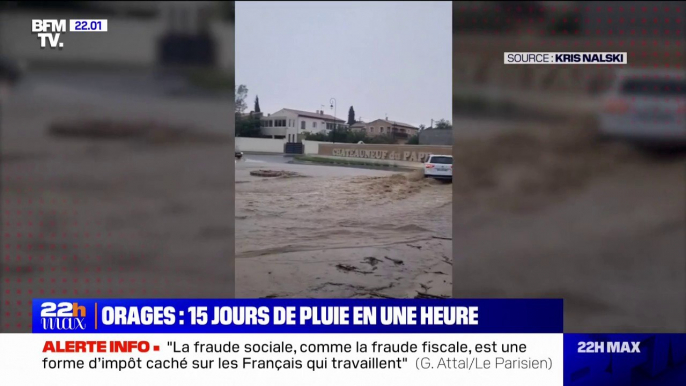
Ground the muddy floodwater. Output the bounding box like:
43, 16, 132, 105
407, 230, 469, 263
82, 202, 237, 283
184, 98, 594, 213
1, 72, 234, 332
235, 156, 452, 298
451, 116, 686, 332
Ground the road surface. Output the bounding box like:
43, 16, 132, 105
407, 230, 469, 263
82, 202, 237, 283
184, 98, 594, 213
235, 155, 453, 299
1, 68, 234, 332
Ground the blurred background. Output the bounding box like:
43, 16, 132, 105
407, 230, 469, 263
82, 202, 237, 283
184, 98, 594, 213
0, 1, 235, 332
452, 1, 686, 332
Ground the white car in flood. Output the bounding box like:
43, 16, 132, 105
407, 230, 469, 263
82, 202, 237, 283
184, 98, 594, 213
424, 154, 452, 180
599, 68, 686, 147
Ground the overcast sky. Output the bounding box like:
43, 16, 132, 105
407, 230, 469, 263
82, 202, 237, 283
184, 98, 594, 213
235, 1, 452, 127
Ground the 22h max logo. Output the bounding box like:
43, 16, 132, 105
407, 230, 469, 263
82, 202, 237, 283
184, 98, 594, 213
40, 302, 87, 331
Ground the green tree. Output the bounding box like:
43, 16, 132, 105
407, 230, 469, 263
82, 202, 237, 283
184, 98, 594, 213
236, 113, 262, 137
220, 1, 235, 22
303, 132, 330, 142
406, 134, 420, 145
235, 85, 248, 114
368, 134, 397, 144
548, 11, 581, 36
435, 119, 452, 130
304, 128, 401, 144
254, 95, 261, 113
347, 106, 356, 125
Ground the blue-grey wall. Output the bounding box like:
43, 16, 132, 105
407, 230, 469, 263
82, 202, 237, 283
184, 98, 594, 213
419, 129, 453, 146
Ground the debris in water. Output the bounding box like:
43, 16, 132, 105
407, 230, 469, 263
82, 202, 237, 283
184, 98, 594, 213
415, 292, 449, 299
335, 264, 372, 274
354, 291, 397, 299
384, 256, 404, 265
250, 170, 303, 178
362, 257, 383, 266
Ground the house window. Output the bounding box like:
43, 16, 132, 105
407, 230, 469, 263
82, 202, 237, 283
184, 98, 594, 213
370, 127, 374, 133
313, 122, 317, 128
380, 127, 384, 133
301, 121, 305, 130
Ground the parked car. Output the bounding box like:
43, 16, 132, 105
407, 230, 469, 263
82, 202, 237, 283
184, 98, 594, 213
424, 154, 452, 180
598, 68, 686, 147
235, 147, 243, 159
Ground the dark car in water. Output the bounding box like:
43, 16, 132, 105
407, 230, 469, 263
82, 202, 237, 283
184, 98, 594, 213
235, 147, 243, 159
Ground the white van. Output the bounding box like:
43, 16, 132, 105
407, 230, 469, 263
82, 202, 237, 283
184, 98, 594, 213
424, 154, 452, 180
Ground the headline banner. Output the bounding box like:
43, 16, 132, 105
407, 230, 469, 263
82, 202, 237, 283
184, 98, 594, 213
19, 298, 686, 385
32, 299, 563, 334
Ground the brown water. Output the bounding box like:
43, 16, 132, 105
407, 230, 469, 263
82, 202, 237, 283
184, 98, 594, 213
235, 160, 452, 298
1, 74, 234, 332
451, 116, 686, 332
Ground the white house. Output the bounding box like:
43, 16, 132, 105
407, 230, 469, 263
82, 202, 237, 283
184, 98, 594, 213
261, 108, 346, 142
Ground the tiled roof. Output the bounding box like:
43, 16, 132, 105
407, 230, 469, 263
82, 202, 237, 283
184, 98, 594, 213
370, 119, 419, 129
283, 108, 345, 122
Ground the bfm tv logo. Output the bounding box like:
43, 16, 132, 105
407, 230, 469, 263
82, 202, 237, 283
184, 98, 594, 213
40, 302, 87, 331
31, 20, 65, 49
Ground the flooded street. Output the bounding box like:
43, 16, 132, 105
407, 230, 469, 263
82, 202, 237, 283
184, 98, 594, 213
235, 156, 452, 298
451, 116, 686, 332
1, 70, 234, 332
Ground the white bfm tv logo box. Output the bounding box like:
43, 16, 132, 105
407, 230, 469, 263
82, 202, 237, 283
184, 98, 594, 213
31, 19, 108, 48
505, 52, 628, 64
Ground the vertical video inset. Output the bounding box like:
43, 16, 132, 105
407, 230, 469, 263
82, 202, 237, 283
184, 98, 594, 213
453, 1, 686, 332
0, 1, 235, 332
235, 1, 453, 298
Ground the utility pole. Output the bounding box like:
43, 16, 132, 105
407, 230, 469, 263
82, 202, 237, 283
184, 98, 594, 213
330, 98, 336, 143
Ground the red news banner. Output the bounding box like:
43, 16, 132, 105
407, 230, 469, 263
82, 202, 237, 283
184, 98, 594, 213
43, 341, 159, 353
